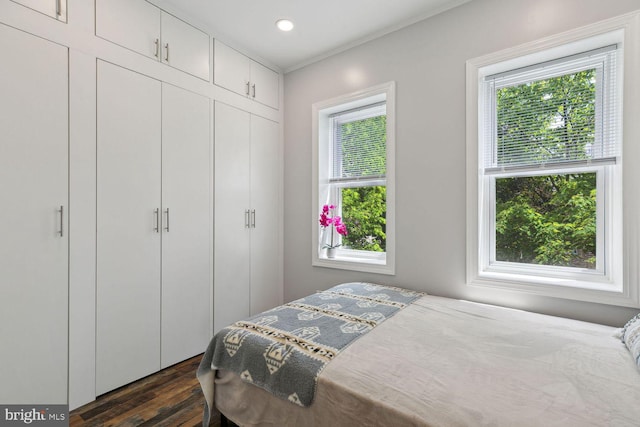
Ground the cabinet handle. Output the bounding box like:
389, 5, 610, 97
164, 208, 170, 232
58, 205, 64, 237
154, 208, 160, 233
154, 39, 159, 58
164, 43, 170, 62
244, 210, 250, 228
251, 209, 256, 228
56, 0, 61, 17
251, 84, 256, 99
245, 81, 250, 96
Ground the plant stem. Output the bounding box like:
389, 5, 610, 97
331, 224, 334, 248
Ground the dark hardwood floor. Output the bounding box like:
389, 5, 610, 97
70, 354, 221, 427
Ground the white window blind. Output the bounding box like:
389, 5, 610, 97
330, 102, 386, 186
483, 45, 620, 173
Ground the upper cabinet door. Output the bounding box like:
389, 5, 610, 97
214, 39, 280, 110
251, 61, 279, 109
11, 0, 67, 22
161, 12, 210, 81
96, 0, 161, 60
214, 39, 251, 98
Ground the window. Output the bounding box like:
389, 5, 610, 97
331, 103, 387, 252
467, 16, 640, 307
483, 45, 619, 281
312, 82, 395, 274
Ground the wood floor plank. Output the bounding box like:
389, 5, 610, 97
70, 354, 220, 427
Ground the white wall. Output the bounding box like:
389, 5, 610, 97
283, 0, 640, 326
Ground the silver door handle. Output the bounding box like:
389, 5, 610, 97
244, 210, 250, 228
164, 208, 170, 232
164, 43, 170, 62
56, 0, 61, 16
58, 205, 64, 237
154, 38, 159, 58
251, 209, 256, 228
154, 208, 160, 233
245, 81, 250, 96
251, 84, 256, 99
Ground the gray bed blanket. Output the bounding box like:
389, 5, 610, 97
197, 282, 424, 423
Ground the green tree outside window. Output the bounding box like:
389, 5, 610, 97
337, 115, 386, 252
494, 69, 597, 268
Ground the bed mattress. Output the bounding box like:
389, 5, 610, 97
200, 294, 640, 426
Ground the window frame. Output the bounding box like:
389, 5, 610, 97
312, 81, 396, 274
483, 166, 610, 282
466, 13, 640, 308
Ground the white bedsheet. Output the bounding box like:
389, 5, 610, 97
208, 295, 640, 426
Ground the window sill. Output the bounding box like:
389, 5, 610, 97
468, 269, 638, 308
313, 251, 394, 275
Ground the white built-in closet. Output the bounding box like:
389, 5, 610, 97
0, 0, 282, 407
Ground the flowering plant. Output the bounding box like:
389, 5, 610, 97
319, 204, 348, 249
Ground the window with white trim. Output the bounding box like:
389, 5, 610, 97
483, 45, 620, 277
465, 20, 640, 307
312, 82, 395, 274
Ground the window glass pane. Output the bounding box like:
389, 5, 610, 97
496, 69, 596, 167
495, 173, 596, 269
334, 114, 386, 179
341, 186, 386, 252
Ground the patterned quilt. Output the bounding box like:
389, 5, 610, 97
203, 282, 425, 408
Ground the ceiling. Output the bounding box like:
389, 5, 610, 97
153, 0, 471, 73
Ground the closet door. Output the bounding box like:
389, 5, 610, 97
160, 12, 210, 81
161, 84, 211, 367
11, 0, 67, 21
95, 0, 161, 60
0, 23, 68, 404
250, 116, 282, 314
250, 62, 279, 109
213, 102, 251, 333
213, 40, 251, 98
96, 61, 162, 395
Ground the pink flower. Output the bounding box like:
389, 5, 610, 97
336, 223, 348, 236
319, 204, 348, 248
319, 213, 331, 227
322, 204, 335, 213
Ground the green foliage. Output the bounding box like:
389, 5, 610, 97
494, 68, 598, 269
496, 69, 596, 165
339, 116, 386, 177
341, 186, 386, 252
338, 113, 387, 252
495, 174, 596, 268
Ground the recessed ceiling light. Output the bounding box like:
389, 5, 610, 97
276, 19, 294, 32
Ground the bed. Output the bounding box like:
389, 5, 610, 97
197, 282, 640, 426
